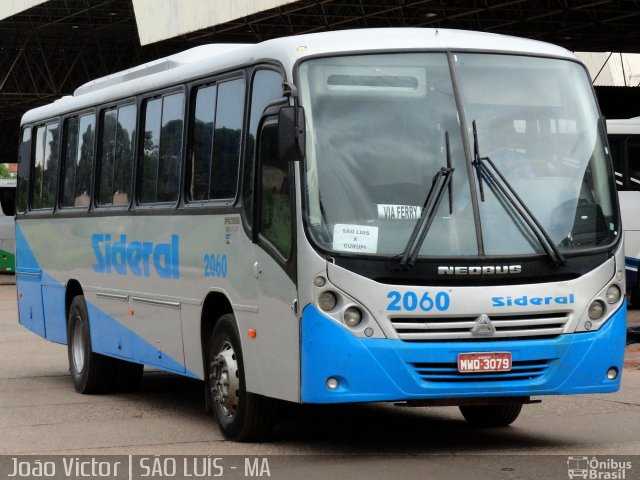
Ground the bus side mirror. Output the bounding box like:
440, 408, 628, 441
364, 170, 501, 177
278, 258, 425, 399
278, 106, 305, 162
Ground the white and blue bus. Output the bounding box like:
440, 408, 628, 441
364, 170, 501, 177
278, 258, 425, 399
0, 178, 16, 273
606, 118, 640, 306
16, 29, 626, 441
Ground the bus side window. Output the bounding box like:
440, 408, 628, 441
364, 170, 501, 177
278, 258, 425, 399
607, 135, 626, 190
30, 122, 60, 211
258, 121, 292, 258
17, 127, 31, 214
139, 92, 184, 204
627, 137, 640, 190
0, 186, 15, 217
211, 79, 243, 200
244, 69, 284, 229
188, 78, 244, 203
61, 113, 95, 208
189, 85, 217, 201
97, 104, 136, 207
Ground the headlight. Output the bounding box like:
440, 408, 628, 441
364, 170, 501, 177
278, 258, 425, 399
605, 284, 622, 304
343, 307, 363, 328
318, 291, 337, 311
588, 300, 606, 320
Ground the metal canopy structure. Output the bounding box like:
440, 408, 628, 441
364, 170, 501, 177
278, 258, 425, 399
1, 0, 640, 160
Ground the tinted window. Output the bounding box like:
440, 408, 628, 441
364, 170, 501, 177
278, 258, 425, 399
259, 123, 292, 257
140, 93, 184, 203
211, 79, 244, 199
17, 128, 31, 214
628, 138, 640, 190
61, 113, 95, 208
0, 187, 15, 216
190, 85, 216, 201
140, 98, 162, 203
243, 70, 283, 227
97, 104, 136, 206
189, 78, 244, 202
31, 122, 60, 210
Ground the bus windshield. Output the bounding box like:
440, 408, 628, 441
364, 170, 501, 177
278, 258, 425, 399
299, 52, 618, 258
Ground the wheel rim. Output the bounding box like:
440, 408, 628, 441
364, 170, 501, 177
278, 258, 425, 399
71, 315, 85, 373
210, 340, 240, 418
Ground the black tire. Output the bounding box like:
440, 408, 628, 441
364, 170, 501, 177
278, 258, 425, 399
67, 295, 116, 394
459, 403, 523, 427
207, 314, 275, 442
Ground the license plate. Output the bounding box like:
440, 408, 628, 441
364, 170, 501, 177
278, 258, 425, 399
457, 352, 512, 373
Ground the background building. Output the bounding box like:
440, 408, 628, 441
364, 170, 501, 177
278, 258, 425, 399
1, 0, 640, 159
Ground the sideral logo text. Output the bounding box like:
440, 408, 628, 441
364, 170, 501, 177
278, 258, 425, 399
92, 234, 180, 279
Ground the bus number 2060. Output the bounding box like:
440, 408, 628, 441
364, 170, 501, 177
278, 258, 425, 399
386, 291, 450, 312
204, 253, 228, 278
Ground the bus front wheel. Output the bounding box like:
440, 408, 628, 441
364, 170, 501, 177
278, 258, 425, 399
207, 314, 275, 442
67, 295, 116, 394
459, 403, 523, 427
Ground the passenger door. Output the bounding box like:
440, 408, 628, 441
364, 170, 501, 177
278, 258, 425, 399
239, 68, 299, 402
251, 117, 299, 401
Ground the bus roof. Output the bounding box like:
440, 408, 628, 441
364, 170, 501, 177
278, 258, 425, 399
21, 28, 575, 125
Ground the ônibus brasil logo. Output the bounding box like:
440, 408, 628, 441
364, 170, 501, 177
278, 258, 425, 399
92, 234, 179, 279
567, 456, 632, 479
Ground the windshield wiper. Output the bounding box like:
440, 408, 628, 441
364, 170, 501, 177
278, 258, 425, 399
471, 120, 566, 266
399, 132, 454, 270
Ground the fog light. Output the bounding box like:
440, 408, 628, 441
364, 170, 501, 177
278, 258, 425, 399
326, 377, 339, 390
318, 291, 337, 311
584, 321, 593, 331
343, 307, 363, 328
314, 275, 326, 287
588, 300, 605, 320
607, 367, 618, 380
605, 284, 622, 304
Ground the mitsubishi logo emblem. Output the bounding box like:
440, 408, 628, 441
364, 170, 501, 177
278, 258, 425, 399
472, 314, 496, 336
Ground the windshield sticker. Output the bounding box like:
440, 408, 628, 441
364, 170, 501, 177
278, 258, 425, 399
333, 224, 378, 253
377, 204, 422, 220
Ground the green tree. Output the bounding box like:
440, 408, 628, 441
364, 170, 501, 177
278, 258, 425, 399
0, 164, 10, 179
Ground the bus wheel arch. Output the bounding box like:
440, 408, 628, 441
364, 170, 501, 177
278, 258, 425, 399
201, 292, 234, 413
207, 313, 276, 441
65, 279, 84, 328
66, 294, 115, 394
200, 292, 234, 372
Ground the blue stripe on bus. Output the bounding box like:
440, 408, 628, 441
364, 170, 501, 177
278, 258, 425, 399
300, 303, 626, 403
15, 224, 199, 379
86, 302, 198, 378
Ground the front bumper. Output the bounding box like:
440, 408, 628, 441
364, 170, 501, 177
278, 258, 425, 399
300, 302, 627, 403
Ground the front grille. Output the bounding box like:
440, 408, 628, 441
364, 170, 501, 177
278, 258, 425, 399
412, 359, 552, 383
391, 312, 570, 342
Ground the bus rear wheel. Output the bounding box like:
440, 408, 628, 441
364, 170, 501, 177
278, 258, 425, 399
207, 314, 275, 442
459, 403, 523, 427
67, 295, 116, 394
